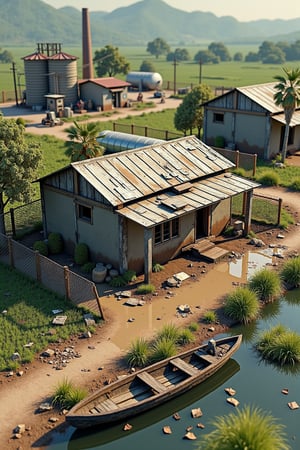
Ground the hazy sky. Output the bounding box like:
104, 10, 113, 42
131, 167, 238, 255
42, 0, 299, 21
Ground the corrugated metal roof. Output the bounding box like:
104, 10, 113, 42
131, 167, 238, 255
237, 82, 282, 113
272, 109, 300, 127
72, 136, 235, 207
50, 52, 78, 60
22, 52, 48, 61
117, 173, 260, 228
78, 77, 131, 88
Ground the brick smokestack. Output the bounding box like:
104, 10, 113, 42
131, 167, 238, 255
82, 8, 94, 79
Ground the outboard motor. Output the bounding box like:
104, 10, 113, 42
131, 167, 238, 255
207, 338, 217, 356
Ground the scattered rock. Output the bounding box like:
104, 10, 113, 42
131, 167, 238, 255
173, 412, 181, 420
227, 397, 240, 407
224, 387, 236, 396
197, 423, 205, 429
38, 402, 53, 412
281, 388, 289, 395
49, 417, 59, 423
184, 431, 197, 440
163, 425, 172, 434
13, 424, 25, 434
288, 401, 299, 410
123, 423, 132, 431
191, 407, 203, 418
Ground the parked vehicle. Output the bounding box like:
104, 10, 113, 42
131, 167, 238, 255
41, 111, 63, 127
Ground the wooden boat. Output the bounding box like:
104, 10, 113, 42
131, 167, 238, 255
66, 334, 242, 429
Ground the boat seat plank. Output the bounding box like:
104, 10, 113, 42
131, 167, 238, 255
137, 372, 168, 393
170, 357, 198, 376
194, 351, 216, 364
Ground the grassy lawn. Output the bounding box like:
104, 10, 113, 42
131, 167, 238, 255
0, 263, 101, 371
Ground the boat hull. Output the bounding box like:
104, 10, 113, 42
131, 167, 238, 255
66, 334, 242, 429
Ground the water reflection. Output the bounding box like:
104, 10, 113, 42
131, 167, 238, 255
229, 250, 273, 280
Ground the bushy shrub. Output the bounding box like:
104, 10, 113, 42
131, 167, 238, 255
136, 284, 156, 294
81, 262, 95, 274
126, 337, 150, 367
33, 240, 48, 256
16, 117, 26, 127
156, 323, 179, 342
122, 270, 137, 283
215, 136, 225, 148
109, 276, 127, 287
150, 337, 177, 363
188, 322, 199, 332
256, 324, 300, 366
290, 178, 300, 191
257, 170, 279, 186
249, 268, 282, 302
203, 310, 217, 324
232, 167, 246, 177
224, 287, 260, 324
52, 378, 87, 409
48, 232, 64, 254
177, 328, 195, 345
281, 256, 300, 288
152, 263, 164, 273
74, 243, 89, 265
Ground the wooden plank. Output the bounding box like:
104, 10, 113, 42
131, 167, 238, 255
170, 357, 198, 376
102, 398, 119, 410
194, 351, 215, 364
137, 372, 168, 393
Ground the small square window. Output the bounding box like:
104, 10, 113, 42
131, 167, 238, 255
213, 113, 224, 123
78, 204, 92, 223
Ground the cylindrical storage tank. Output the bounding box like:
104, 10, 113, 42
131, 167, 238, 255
48, 52, 78, 106
22, 52, 49, 108
98, 130, 165, 153
126, 72, 163, 91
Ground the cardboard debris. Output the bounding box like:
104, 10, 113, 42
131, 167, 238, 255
227, 397, 240, 407
52, 309, 63, 315
52, 315, 67, 325
174, 272, 190, 282
184, 431, 197, 440
281, 388, 289, 395
191, 407, 203, 418
225, 387, 236, 396
163, 425, 172, 434
173, 412, 181, 420
288, 401, 299, 410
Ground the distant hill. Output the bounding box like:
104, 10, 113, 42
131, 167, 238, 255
1, 0, 300, 47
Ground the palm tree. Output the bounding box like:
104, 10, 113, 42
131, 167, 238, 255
64, 121, 104, 162
273, 67, 300, 163
198, 405, 290, 450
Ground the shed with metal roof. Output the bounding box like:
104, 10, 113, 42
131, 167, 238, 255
39, 136, 259, 282
78, 77, 131, 111
203, 82, 300, 159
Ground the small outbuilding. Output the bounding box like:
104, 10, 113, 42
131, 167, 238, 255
38, 136, 259, 282
78, 77, 131, 111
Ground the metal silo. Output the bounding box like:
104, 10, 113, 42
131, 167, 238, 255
22, 52, 49, 108
48, 52, 78, 106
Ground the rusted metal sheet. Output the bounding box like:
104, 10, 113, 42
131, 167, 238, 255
118, 174, 259, 227
72, 136, 235, 207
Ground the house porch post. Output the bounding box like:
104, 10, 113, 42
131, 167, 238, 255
119, 216, 128, 274
243, 190, 253, 236
144, 228, 153, 284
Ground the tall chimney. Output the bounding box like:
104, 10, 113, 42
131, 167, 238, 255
82, 8, 94, 79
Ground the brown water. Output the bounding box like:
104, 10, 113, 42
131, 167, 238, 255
101, 250, 274, 350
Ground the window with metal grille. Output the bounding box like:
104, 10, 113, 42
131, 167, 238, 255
154, 218, 180, 245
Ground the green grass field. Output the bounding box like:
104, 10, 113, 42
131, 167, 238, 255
2, 44, 300, 95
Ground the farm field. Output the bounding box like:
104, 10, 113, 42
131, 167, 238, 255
2, 44, 300, 95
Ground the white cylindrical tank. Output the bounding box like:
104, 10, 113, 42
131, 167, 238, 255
126, 72, 163, 90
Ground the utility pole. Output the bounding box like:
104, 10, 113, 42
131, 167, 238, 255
199, 60, 202, 85
10, 62, 19, 107
173, 57, 179, 95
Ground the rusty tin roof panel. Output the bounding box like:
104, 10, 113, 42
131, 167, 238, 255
237, 83, 282, 113
117, 173, 260, 227
72, 136, 235, 207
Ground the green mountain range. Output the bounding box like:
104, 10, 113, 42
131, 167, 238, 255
1, 0, 300, 46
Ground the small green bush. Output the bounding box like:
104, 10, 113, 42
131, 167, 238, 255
224, 287, 260, 324
81, 262, 95, 274
289, 178, 300, 191
122, 270, 137, 283
249, 268, 282, 302
150, 337, 177, 363
33, 240, 48, 256
109, 275, 127, 287
223, 225, 234, 237
281, 256, 300, 288
256, 325, 300, 366
48, 232, 64, 254
52, 378, 87, 409
156, 323, 180, 342
136, 284, 156, 294
74, 243, 89, 265
126, 337, 150, 367
257, 170, 280, 186
232, 167, 246, 177
16, 117, 26, 127
153, 263, 164, 273
177, 328, 195, 345
215, 136, 225, 148
203, 310, 217, 324
188, 322, 199, 332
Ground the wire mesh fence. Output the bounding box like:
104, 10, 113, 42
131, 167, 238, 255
0, 233, 104, 318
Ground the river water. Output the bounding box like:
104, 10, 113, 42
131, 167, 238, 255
47, 252, 300, 450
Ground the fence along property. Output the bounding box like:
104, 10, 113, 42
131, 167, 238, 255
0, 232, 104, 318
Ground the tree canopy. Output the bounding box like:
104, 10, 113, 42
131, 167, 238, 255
146, 38, 170, 59
0, 117, 42, 234
166, 48, 190, 62
94, 45, 130, 77
64, 121, 105, 162
174, 84, 213, 136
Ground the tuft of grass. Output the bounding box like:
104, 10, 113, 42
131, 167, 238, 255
290, 177, 300, 191
156, 323, 180, 342
200, 405, 290, 450
150, 337, 177, 363
122, 270, 137, 283
152, 262, 164, 273
256, 325, 300, 366
136, 284, 156, 295
224, 287, 260, 324
249, 268, 282, 302
52, 378, 87, 409
177, 328, 195, 345
203, 310, 217, 324
188, 322, 199, 332
109, 276, 127, 287
257, 170, 280, 186
126, 337, 150, 368
281, 256, 300, 288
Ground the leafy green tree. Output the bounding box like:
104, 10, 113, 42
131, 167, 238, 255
245, 51, 260, 62
140, 60, 156, 72
166, 48, 190, 62
197, 405, 290, 450
64, 121, 105, 162
174, 84, 213, 136
208, 42, 231, 61
233, 52, 243, 62
0, 118, 42, 234
94, 45, 130, 77
274, 67, 300, 162
0, 49, 13, 63
194, 50, 219, 64
146, 38, 170, 59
